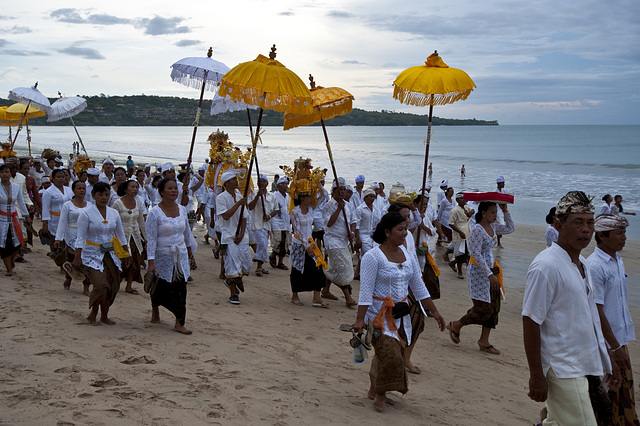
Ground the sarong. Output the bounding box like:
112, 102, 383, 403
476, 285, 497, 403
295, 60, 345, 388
252, 228, 269, 263
270, 230, 290, 255
86, 254, 121, 308
459, 288, 501, 329
324, 247, 354, 287
609, 347, 640, 426
120, 236, 143, 283
222, 242, 252, 278
290, 244, 325, 293
369, 334, 408, 394
1, 231, 20, 259
151, 277, 188, 326
407, 289, 425, 348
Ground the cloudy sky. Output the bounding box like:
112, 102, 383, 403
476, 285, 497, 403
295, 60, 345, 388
1, 0, 638, 125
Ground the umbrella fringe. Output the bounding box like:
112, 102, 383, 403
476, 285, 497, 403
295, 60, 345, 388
7, 94, 50, 113
283, 100, 352, 130
170, 71, 218, 92
47, 106, 87, 122
220, 84, 312, 115
392, 87, 473, 107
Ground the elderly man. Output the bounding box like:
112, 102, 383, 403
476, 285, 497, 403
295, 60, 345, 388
216, 169, 252, 305
587, 214, 637, 425
99, 157, 115, 184
269, 176, 291, 270
248, 174, 276, 277
523, 191, 616, 426
321, 177, 357, 307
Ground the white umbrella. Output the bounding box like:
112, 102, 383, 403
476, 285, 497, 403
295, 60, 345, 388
210, 91, 259, 115
170, 47, 230, 175
8, 81, 51, 149
48, 94, 88, 155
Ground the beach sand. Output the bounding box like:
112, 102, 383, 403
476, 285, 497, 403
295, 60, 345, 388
1, 221, 639, 425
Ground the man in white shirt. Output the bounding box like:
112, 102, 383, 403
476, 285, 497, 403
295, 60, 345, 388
523, 191, 615, 425
84, 168, 100, 204
98, 157, 115, 184
437, 179, 448, 208
216, 169, 252, 305
269, 177, 291, 270
248, 174, 276, 277
587, 214, 637, 424
321, 177, 357, 307
349, 174, 365, 211
312, 178, 328, 248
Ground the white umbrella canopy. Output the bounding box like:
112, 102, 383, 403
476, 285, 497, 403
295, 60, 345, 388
47, 96, 87, 122
170, 48, 230, 92
210, 91, 258, 115
8, 82, 51, 112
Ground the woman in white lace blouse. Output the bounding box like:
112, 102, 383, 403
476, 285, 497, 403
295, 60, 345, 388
113, 180, 146, 295
41, 169, 73, 256
289, 193, 327, 307
146, 178, 193, 335
353, 212, 445, 412
447, 202, 515, 355
72, 182, 129, 325
55, 180, 88, 293
0, 164, 30, 276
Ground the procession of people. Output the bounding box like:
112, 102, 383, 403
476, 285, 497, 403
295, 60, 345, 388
2, 134, 638, 423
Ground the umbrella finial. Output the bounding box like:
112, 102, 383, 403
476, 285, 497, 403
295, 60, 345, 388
58, 91, 62, 98
34, 81, 39, 89
433, 50, 438, 56
269, 44, 277, 60
309, 74, 316, 89
207, 47, 213, 58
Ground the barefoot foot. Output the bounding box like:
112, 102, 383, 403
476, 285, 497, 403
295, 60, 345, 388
100, 318, 116, 325
173, 325, 192, 335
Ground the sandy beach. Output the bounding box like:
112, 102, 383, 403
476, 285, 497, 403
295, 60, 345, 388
1, 220, 639, 425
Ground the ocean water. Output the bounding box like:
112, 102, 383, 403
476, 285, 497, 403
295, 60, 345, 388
7, 124, 640, 239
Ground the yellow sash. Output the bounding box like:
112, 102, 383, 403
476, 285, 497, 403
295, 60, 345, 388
85, 238, 130, 259
469, 256, 504, 300
426, 251, 440, 276
49, 210, 61, 216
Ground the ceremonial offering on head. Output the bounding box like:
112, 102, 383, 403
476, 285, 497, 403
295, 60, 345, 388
204, 129, 253, 192
41, 148, 58, 160
463, 191, 514, 204
0, 142, 16, 159
280, 157, 327, 212
74, 155, 93, 175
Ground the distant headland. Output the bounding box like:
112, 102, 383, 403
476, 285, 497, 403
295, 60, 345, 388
0, 95, 498, 127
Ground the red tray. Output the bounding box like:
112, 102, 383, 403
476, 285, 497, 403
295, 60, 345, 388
463, 191, 514, 204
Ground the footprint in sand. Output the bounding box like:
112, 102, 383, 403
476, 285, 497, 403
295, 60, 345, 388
120, 355, 157, 365
90, 377, 126, 387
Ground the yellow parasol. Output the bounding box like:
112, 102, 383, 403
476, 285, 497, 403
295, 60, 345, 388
393, 50, 476, 202
283, 75, 355, 248
3, 103, 46, 156
218, 45, 312, 235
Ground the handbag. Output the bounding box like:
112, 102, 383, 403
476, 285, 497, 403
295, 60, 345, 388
143, 271, 158, 295
392, 301, 411, 319
100, 241, 114, 253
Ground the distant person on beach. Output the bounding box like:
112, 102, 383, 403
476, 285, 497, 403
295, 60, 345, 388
544, 207, 559, 247
125, 156, 134, 173
146, 178, 193, 334
271, 174, 280, 192
461, 164, 466, 177
495, 176, 506, 248
0, 164, 30, 276
612, 195, 636, 216
447, 201, 514, 355
437, 187, 454, 246
428, 162, 433, 179
73, 182, 129, 325
587, 214, 638, 425
599, 194, 613, 215
523, 191, 615, 425
353, 212, 445, 412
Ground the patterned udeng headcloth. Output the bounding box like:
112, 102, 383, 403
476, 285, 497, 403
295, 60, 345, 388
556, 191, 595, 215
594, 214, 629, 232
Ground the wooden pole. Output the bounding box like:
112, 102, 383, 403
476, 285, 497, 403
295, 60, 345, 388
419, 99, 434, 211
235, 108, 264, 236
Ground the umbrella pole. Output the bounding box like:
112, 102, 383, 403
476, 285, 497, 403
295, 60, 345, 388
236, 108, 264, 236
185, 71, 209, 181
10, 100, 32, 151
26, 120, 31, 157
320, 118, 354, 252
246, 109, 267, 214
419, 102, 434, 210
70, 117, 87, 155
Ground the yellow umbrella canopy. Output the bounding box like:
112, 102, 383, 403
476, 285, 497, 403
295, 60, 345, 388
283, 75, 354, 130
392, 50, 476, 203
0, 106, 23, 126
218, 45, 312, 115
393, 50, 476, 106
4, 103, 46, 121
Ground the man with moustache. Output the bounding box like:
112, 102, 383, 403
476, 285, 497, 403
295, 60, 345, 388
522, 191, 617, 425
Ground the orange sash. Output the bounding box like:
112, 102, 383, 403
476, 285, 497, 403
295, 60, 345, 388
372, 295, 408, 332
0, 210, 24, 245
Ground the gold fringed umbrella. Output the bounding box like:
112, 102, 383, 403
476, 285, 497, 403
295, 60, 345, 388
4, 103, 46, 156
283, 75, 355, 248
218, 44, 312, 235
393, 50, 476, 203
